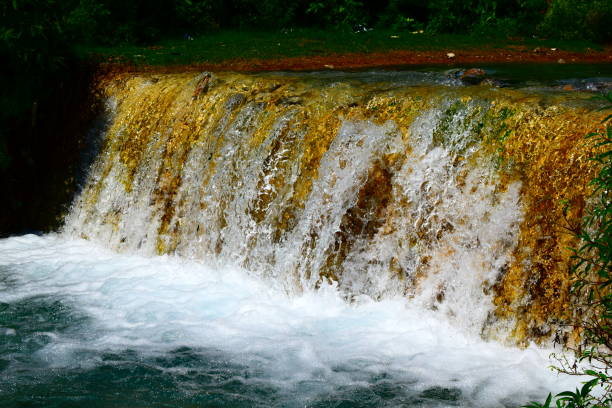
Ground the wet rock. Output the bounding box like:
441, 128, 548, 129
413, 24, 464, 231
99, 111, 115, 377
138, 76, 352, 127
444, 68, 463, 79
558, 80, 612, 92
480, 78, 507, 88
267, 83, 282, 92
462, 68, 486, 77
586, 81, 612, 92
225, 93, 246, 110
192, 72, 212, 100
277, 95, 302, 106
446, 68, 489, 85
460, 68, 486, 85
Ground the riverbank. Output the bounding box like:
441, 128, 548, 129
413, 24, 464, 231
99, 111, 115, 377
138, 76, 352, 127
95, 46, 612, 74
80, 30, 612, 73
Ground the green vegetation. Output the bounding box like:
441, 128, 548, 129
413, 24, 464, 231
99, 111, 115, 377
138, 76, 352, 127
539, 0, 612, 42
4, 0, 607, 45
524, 93, 612, 408
76, 29, 601, 67
3, 0, 611, 70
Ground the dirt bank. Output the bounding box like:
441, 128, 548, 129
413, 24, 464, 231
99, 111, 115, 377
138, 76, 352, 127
98, 45, 612, 74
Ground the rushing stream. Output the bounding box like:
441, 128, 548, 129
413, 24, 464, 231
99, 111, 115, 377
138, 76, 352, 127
0, 235, 578, 407
2, 67, 611, 407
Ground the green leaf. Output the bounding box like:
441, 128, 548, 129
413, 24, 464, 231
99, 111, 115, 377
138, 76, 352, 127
580, 378, 597, 397
544, 393, 552, 408
556, 391, 578, 398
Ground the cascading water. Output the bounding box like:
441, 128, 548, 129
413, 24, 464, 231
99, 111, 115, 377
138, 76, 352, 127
1, 70, 608, 407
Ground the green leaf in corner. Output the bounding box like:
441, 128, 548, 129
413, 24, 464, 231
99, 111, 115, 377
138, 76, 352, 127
544, 392, 552, 408
522, 393, 552, 408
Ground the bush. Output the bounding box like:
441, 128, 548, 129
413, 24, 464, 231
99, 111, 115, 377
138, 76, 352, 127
426, 0, 506, 34
426, 0, 547, 37
539, 0, 612, 42
63, 0, 111, 44
175, 0, 226, 32
228, 0, 303, 29
305, 0, 366, 29
377, 0, 427, 31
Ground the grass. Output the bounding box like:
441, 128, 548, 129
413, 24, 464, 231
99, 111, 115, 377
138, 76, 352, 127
75, 28, 603, 66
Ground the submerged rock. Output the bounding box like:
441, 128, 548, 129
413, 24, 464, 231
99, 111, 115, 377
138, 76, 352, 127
446, 68, 493, 86
480, 78, 507, 88
460, 68, 486, 85
558, 80, 612, 92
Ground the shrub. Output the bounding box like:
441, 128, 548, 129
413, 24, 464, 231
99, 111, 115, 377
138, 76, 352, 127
63, 0, 111, 44
305, 0, 366, 29
539, 0, 612, 42
376, 0, 427, 31
426, 0, 547, 37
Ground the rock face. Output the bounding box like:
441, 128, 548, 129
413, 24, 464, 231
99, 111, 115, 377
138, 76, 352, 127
64, 71, 605, 347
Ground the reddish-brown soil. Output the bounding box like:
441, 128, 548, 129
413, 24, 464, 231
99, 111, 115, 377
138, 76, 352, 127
100, 45, 612, 74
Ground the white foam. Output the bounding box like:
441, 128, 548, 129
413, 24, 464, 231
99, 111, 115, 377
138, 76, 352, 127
0, 234, 581, 406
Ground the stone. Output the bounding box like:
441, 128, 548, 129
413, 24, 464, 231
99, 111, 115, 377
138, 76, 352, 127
460, 68, 486, 85
192, 72, 212, 100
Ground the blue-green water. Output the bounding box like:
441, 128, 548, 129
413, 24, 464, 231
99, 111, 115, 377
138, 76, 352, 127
0, 235, 578, 407
0, 296, 458, 407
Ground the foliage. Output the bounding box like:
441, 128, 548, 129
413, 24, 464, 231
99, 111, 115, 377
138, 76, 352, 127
175, 0, 224, 32
523, 379, 602, 408
425, 0, 548, 36
2, 0, 610, 52
1, 0, 71, 69
524, 93, 612, 408
376, 0, 426, 30
306, 0, 365, 29
539, 0, 612, 42
233, 0, 304, 29
63, 0, 111, 44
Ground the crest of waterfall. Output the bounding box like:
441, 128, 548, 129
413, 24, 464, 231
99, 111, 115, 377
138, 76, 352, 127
64, 71, 604, 344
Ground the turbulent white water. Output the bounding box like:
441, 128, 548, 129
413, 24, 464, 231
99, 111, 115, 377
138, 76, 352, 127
63, 87, 526, 339
0, 234, 580, 407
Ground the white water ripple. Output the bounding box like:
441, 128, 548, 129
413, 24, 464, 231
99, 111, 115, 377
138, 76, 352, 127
0, 234, 581, 407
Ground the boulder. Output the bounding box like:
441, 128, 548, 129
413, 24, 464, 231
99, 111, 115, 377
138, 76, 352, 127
460, 68, 486, 85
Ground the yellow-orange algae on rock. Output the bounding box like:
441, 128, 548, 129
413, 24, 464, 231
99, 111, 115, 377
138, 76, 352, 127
82, 71, 607, 345
487, 103, 605, 345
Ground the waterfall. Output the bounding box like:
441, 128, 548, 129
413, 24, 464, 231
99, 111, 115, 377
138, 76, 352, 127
63, 71, 603, 345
